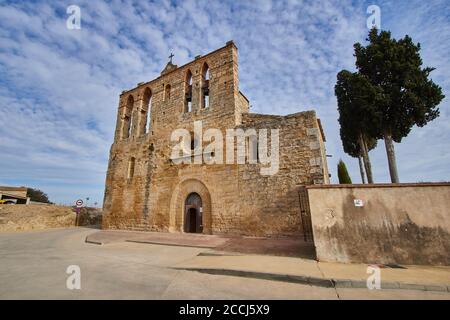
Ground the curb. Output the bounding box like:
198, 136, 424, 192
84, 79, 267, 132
175, 267, 450, 293
174, 267, 334, 288
84, 235, 223, 249
125, 239, 216, 249
85, 237, 103, 245
333, 278, 449, 292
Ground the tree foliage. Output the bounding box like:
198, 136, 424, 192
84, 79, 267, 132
336, 28, 445, 183
336, 70, 380, 154
354, 28, 444, 143
26, 188, 52, 204
335, 70, 380, 183
337, 159, 352, 184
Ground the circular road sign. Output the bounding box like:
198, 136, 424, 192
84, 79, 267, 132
75, 199, 84, 207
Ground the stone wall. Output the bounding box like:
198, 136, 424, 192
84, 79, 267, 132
102, 41, 330, 237
0, 205, 75, 232
0, 205, 102, 232
103, 42, 241, 232
235, 112, 329, 236
307, 183, 450, 265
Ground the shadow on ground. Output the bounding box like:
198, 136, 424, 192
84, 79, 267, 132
215, 237, 316, 259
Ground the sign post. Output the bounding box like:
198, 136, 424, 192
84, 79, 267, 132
75, 199, 84, 226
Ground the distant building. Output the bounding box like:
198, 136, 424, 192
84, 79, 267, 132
0, 186, 30, 204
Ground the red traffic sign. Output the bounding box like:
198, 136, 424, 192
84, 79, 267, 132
75, 199, 84, 207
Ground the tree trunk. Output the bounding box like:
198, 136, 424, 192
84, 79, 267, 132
384, 132, 400, 183
362, 137, 374, 183
358, 155, 366, 184
359, 133, 374, 183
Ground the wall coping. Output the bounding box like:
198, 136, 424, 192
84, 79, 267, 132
305, 182, 450, 189
0, 186, 28, 192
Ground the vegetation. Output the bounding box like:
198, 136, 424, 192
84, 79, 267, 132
26, 188, 52, 204
336, 70, 380, 183
353, 28, 444, 182
336, 28, 444, 183
337, 159, 352, 184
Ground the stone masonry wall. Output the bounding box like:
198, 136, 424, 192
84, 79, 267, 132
102, 41, 329, 237
234, 112, 329, 237
103, 42, 241, 232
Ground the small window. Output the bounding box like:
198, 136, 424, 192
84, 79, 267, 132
246, 136, 258, 163
204, 94, 209, 109
128, 157, 136, 179
202, 63, 210, 109
123, 95, 134, 139
143, 88, 152, 134
185, 70, 193, 113
189, 132, 200, 157
190, 132, 196, 151
164, 84, 171, 102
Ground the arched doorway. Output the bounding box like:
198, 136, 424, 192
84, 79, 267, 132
184, 193, 203, 233
169, 179, 212, 234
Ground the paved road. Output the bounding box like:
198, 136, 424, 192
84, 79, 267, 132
0, 228, 449, 299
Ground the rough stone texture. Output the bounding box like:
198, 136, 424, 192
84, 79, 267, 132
0, 205, 102, 232
307, 183, 450, 266
102, 41, 329, 237
0, 204, 76, 232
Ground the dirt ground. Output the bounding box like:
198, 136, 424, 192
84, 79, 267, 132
0, 204, 101, 232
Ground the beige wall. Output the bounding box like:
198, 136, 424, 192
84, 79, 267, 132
0, 204, 75, 232
0, 187, 27, 198
308, 183, 450, 266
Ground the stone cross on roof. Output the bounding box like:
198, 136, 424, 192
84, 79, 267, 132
161, 52, 178, 76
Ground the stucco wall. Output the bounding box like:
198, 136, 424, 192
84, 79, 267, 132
0, 186, 27, 198
308, 183, 450, 266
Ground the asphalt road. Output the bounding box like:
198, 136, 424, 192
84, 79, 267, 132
0, 228, 449, 300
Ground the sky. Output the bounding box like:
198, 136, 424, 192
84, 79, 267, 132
0, 0, 449, 205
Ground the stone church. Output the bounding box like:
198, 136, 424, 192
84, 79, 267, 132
102, 41, 329, 237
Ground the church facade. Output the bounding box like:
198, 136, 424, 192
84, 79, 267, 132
102, 41, 329, 237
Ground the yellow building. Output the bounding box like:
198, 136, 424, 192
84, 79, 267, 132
0, 186, 30, 204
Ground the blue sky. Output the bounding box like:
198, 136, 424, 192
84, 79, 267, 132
0, 0, 449, 205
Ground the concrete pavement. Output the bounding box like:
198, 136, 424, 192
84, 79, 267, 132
0, 228, 334, 299
174, 254, 450, 292
86, 229, 316, 258
1, 228, 449, 299
88, 229, 450, 292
